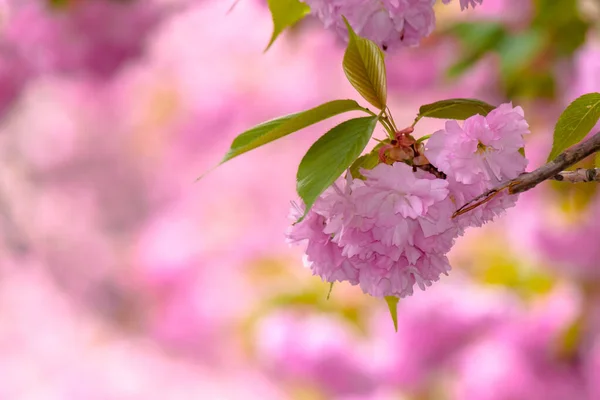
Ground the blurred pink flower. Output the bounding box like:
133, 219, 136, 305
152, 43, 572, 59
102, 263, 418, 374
585, 338, 600, 399
534, 195, 600, 281
304, 0, 436, 49
0, 0, 174, 119
0, 0, 355, 367
0, 266, 284, 400
110, 0, 346, 173
0, 44, 30, 118
3, 0, 170, 78
570, 39, 600, 99
369, 282, 516, 391
452, 286, 585, 400
385, 39, 501, 106
254, 310, 377, 397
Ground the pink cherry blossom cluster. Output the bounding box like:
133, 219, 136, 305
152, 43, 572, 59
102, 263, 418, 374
302, 0, 483, 50
288, 103, 529, 298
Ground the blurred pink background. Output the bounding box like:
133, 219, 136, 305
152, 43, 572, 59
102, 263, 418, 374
1, 0, 600, 398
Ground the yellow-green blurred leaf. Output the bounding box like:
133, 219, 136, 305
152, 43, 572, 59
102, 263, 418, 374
464, 237, 555, 298
550, 174, 598, 216
384, 296, 399, 332
266, 0, 310, 50
554, 316, 584, 360
326, 282, 334, 300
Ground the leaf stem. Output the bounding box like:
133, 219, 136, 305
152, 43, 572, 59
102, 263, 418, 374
411, 114, 423, 128
378, 116, 396, 139
385, 107, 399, 131
416, 134, 431, 143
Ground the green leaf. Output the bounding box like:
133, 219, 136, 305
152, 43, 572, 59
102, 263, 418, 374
265, 0, 310, 51
384, 296, 399, 332
548, 93, 600, 161
221, 100, 364, 164
595, 152, 600, 167
297, 116, 378, 216
349, 142, 385, 179
342, 17, 387, 110
418, 98, 496, 120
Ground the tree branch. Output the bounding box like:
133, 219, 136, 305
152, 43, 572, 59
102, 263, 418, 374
453, 131, 600, 218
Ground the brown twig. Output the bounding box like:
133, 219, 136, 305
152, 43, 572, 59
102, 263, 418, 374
453, 131, 600, 218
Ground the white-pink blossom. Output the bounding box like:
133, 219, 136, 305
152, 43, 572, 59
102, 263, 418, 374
425, 103, 529, 186
425, 103, 529, 227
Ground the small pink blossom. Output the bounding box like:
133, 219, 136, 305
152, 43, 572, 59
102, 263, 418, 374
425, 103, 528, 227
425, 103, 529, 186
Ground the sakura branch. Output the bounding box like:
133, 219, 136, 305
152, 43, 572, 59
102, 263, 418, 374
216, 0, 600, 317
454, 131, 600, 218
